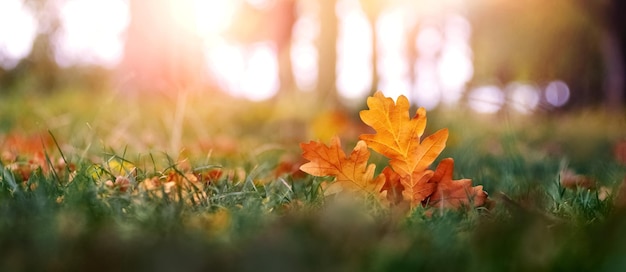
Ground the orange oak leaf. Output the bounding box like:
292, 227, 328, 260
300, 137, 385, 195
426, 158, 487, 210
359, 91, 448, 206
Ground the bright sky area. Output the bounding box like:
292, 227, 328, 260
0, 0, 570, 112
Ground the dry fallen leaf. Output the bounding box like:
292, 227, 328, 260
300, 136, 385, 196
359, 91, 448, 206
559, 168, 596, 190
614, 140, 626, 165
1, 132, 54, 158
274, 155, 307, 179
426, 158, 488, 210
299, 91, 490, 214
380, 166, 404, 205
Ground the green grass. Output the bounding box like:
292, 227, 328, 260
1, 89, 625, 271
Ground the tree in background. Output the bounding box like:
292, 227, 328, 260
272, 0, 298, 96
317, 0, 339, 106
594, 0, 625, 110
360, 0, 384, 96
0, 0, 62, 93
120, 0, 205, 93
227, 0, 298, 96
469, 0, 624, 110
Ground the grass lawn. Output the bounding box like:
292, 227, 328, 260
1, 89, 625, 271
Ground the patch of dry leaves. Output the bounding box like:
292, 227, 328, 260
300, 91, 490, 214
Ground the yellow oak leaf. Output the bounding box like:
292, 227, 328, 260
300, 136, 385, 196
359, 91, 448, 206
426, 158, 488, 210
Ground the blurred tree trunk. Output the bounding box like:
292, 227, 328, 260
469, 0, 608, 108
603, 0, 626, 110
361, 0, 383, 96
225, 0, 298, 97
26, 35, 60, 92
21, 0, 61, 93
318, 0, 339, 106
406, 23, 419, 92
120, 0, 205, 93
572, 0, 625, 110
272, 0, 298, 96
602, 30, 625, 111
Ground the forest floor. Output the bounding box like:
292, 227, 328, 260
1, 89, 625, 271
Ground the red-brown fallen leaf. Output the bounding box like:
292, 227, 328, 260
406, 170, 437, 207
614, 140, 626, 165
425, 158, 488, 210
359, 91, 447, 206
197, 169, 223, 183
105, 176, 131, 192
1, 132, 54, 163
300, 136, 385, 195
559, 168, 596, 190
380, 166, 404, 204
274, 156, 307, 179
7, 152, 48, 181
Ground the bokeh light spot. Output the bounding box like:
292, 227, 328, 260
416, 26, 442, 57
545, 80, 570, 107
337, 4, 372, 99
55, 0, 129, 68
0, 0, 37, 69
468, 85, 504, 113
508, 82, 540, 114
240, 43, 279, 101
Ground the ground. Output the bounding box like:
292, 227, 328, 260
0, 89, 625, 271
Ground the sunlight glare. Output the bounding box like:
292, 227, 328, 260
468, 85, 504, 113
206, 40, 246, 94
240, 43, 280, 101
443, 14, 471, 44
291, 14, 319, 91
413, 59, 441, 109
246, 0, 275, 10
417, 26, 442, 57
377, 8, 411, 100
437, 14, 472, 105
194, 0, 237, 37
379, 79, 412, 101
55, 0, 129, 68
291, 42, 318, 91
0, 0, 37, 69
437, 44, 473, 104
337, 3, 372, 99
413, 78, 441, 110
168, 0, 197, 34
207, 40, 278, 101
377, 8, 406, 53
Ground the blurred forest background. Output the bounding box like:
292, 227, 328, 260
0, 0, 625, 112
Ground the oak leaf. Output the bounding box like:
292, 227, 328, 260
359, 91, 447, 206
380, 166, 403, 204
426, 158, 487, 210
300, 137, 385, 195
